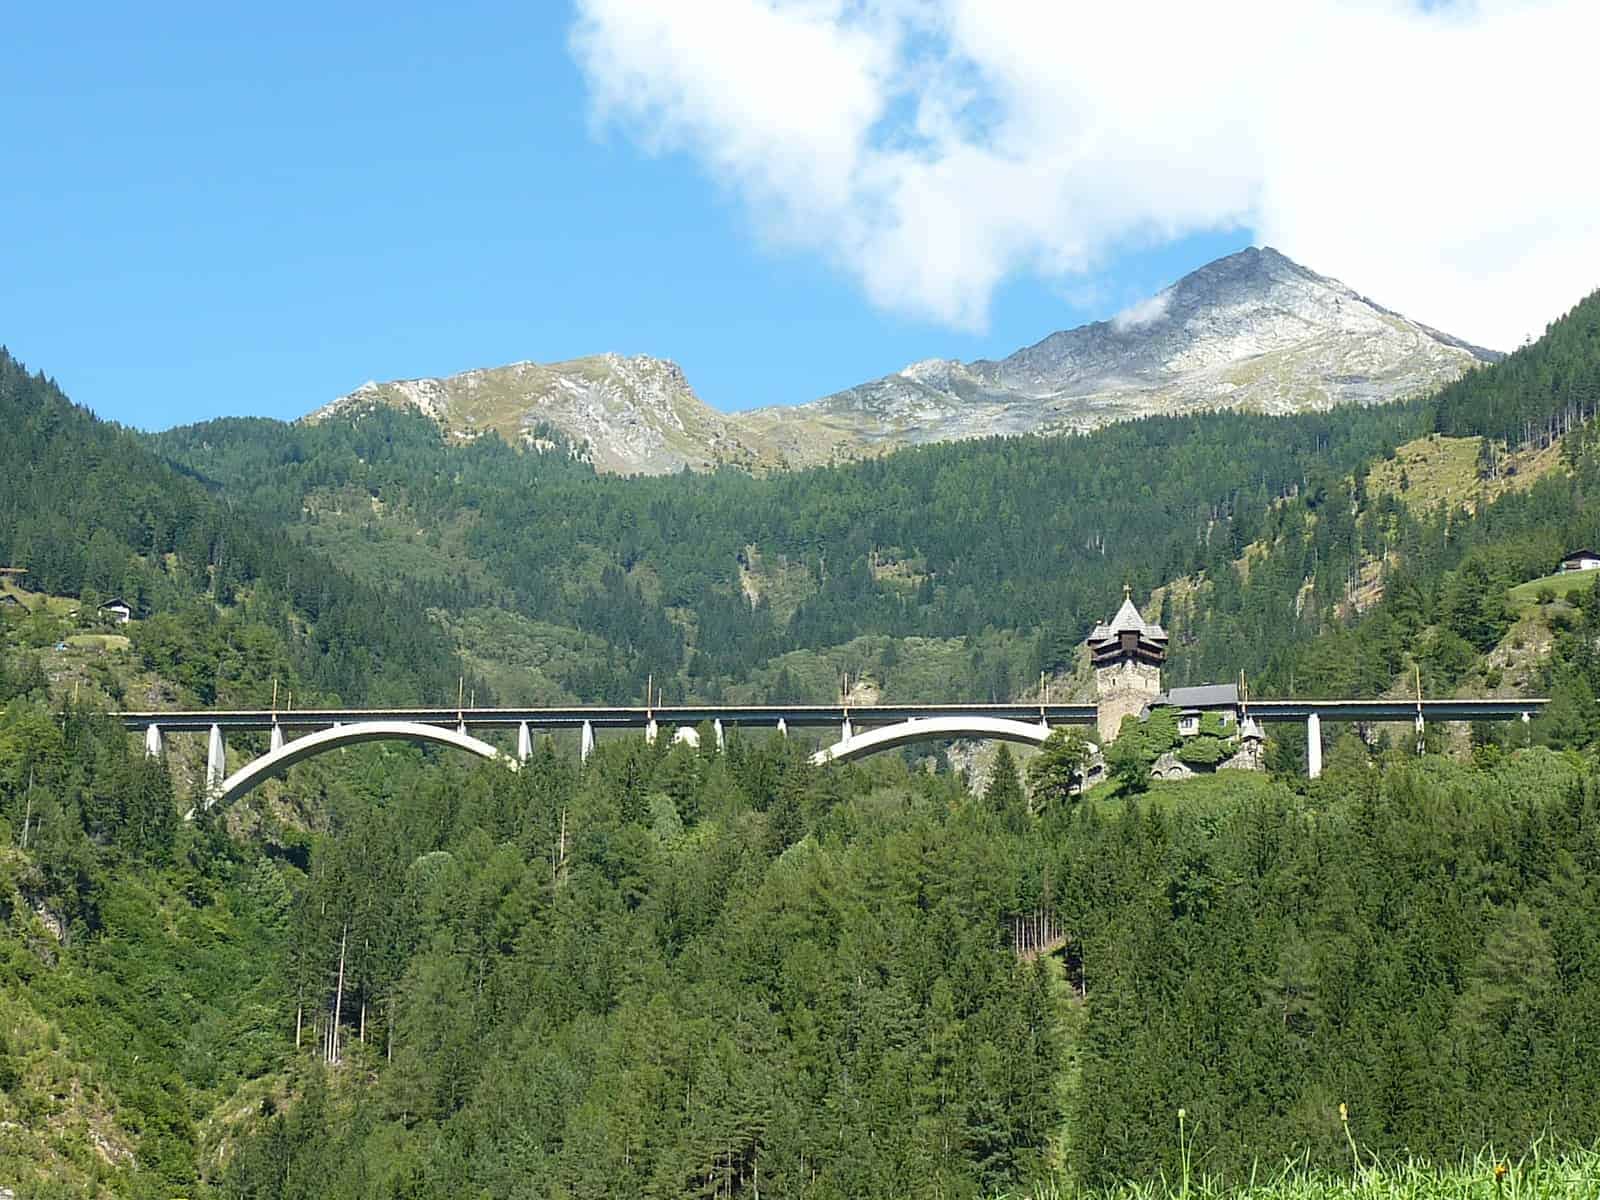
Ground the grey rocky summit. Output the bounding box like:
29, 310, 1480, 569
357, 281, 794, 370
311, 247, 1498, 474
743, 247, 1499, 459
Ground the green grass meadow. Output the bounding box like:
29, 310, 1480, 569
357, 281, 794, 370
1509, 569, 1600, 611
1005, 1147, 1600, 1199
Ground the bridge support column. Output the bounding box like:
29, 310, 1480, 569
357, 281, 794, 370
580, 720, 595, 763
1306, 713, 1322, 779
1415, 712, 1425, 755
517, 721, 533, 763
646, 718, 659, 745
206, 723, 227, 796
841, 718, 853, 743
270, 722, 285, 754
777, 718, 787, 739
713, 719, 725, 752
144, 723, 163, 759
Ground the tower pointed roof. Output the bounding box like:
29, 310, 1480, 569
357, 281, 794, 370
1087, 586, 1168, 646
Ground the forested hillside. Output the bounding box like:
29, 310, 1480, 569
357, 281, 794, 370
144, 291, 1600, 725
153, 396, 1430, 705
1432, 287, 1600, 447
0, 349, 469, 706
4, 288, 1600, 1199
7, 664, 1600, 1197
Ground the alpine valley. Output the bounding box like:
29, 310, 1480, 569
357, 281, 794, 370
5, 271, 1600, 1200
312, 247, 1501, 474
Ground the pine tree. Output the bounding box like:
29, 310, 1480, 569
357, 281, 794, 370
983, 745, 1028, 833
1027, 727, 1089, 809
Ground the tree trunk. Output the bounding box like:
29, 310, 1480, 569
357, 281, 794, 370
331, 923, 347, 1065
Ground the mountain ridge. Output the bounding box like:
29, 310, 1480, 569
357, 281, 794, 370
309, 247, 1499, 473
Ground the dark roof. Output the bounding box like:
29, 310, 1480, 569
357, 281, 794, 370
1562, 549, 1600, 560
1087, 592, 1168, 650
0, 594, 19, 604
1160, 684, 1239, 709
99, 597, 131, 609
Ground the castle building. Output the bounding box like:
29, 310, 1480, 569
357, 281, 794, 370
1087, 586, 1167, 743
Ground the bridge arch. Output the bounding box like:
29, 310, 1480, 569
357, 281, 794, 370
198, 721, 518, 814
810, 716, 1067, 766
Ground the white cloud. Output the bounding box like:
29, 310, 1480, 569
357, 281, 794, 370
1112, 290, 1174, 333
570, 0, 1600, 349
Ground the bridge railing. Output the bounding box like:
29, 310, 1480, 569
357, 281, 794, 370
120, 697, 1548, 793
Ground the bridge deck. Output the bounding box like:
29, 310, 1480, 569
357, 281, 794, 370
1247, 699, 1544, 721
117, 697, 1545, 733
116, 703, 1100, 732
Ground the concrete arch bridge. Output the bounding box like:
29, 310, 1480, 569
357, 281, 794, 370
120, 697, 1545, 816
125, 704, 1096, 813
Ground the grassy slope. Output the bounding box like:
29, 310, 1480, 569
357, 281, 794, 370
1365, 433, 1563, 515
1006, 1147, 1600, 1198
1510, 570, 1600, 609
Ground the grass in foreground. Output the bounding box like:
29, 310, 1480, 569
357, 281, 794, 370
1002, 1147, 1600, 1199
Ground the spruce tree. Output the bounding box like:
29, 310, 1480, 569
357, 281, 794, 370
984, 745, 1028, 833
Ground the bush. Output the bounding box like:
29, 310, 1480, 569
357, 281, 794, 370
1176, 735, 1229, 768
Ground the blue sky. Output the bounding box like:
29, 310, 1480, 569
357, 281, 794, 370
0, 2, 1247, 429
5, 2, 1593, 431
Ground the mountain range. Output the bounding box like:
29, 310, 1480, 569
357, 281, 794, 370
310, 246, 1500, 474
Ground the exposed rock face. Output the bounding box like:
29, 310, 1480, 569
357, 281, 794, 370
746, 247, 1499, 465
309, 248, 1498, 475
309, 353, 777, 476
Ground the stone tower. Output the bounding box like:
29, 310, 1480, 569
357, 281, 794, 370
1087, 587, 1167, 744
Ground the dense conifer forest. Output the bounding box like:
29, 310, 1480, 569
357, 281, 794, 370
151, 396, 1428, 703
2, 287, 1600, 1197
0, 351, 469, 707
144, 291, 1600, 710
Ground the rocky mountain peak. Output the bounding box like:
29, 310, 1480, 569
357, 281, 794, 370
739, 246, 1500, 463
305, 248, 1499, 475
308, 352, 775, 476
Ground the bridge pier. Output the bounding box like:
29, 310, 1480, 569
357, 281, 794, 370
144, 723, 163, 759
1306, 712, 1322, 779
841, 717, 853, 743
646, 718, 659, 745
580, 720, 595, 763
206, 723, 227, 796
713, 718, 725, 752
1415, 711, 1425, 755
270, 722, 285, 754
517, 721, 533, 763
777, 718, 787, 739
